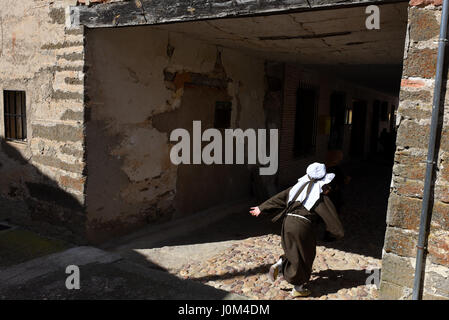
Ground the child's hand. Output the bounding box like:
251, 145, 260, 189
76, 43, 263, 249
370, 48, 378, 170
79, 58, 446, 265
249, 207, 261, 217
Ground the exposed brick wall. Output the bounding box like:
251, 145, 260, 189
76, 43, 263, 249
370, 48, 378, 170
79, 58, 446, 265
409, 0, 443, 6
380, 2, 449, 300
278, 65, 398, 188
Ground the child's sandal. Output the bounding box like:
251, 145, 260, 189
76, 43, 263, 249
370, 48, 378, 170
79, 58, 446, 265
268, 264, 280, 282
291, 287, 311, 297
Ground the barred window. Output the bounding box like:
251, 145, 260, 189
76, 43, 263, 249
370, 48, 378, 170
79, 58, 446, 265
3, 90, 27, 141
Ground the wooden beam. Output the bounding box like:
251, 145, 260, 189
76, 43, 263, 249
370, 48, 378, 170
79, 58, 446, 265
69, 0, 408, 29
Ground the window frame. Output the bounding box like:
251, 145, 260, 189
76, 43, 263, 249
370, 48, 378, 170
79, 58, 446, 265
3, 90, 27, 142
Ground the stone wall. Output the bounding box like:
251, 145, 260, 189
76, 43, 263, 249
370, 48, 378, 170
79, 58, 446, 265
0, 0, 87, 243
380, 1, 449, 300
84, 26, 267, 243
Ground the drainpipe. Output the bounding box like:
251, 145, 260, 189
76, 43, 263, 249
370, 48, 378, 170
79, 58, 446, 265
412, 0, 449, 300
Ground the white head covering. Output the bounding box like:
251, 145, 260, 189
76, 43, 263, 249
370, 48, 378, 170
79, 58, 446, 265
287, 162, 335, 210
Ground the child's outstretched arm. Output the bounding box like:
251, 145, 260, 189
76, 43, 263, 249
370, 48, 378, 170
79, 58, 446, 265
250, 207, 261, 217
249, 187, 291, 217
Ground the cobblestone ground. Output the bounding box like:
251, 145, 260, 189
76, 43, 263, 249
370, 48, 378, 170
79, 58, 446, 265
171, 160, 392, 300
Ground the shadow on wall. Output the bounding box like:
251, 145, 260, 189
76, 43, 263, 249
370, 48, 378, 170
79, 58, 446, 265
0, 139, 86, 244
0, 135, 394, 260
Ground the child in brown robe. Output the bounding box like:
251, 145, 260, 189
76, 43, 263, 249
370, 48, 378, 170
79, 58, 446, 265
249, 162, 344, 297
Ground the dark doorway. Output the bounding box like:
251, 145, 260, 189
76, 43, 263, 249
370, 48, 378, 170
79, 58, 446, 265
172, 87, 250, 217
380, 101, 389, 121
370, 100, 380, 155
293, 86, 318, 157
350, 100, 367, 157
328, 92, 346, 150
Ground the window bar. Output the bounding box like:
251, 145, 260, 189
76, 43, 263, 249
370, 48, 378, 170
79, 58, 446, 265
15, 92, 20, 140
6, 92, 11, 139
17, 92, 22, 140
14, 92, 18, 140
22, 92, 26, 139
3, 91, 6, 138
12, 91, 16, 139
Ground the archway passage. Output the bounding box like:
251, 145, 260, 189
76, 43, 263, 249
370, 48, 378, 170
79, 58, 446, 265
84, 1, 408, 243
82, 1, 409, 300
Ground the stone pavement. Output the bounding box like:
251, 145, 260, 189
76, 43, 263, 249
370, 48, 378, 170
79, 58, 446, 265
173, 236, 380, 300
109, 160, 392, 300
0, 246, 245, 300
0, 160, 391, 300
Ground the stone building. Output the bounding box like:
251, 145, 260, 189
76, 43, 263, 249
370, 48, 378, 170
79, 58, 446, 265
380, 0, 449, 300
0, 0, 447, 299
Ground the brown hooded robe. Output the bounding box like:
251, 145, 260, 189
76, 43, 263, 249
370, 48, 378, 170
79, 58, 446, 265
258, 187, 344, 286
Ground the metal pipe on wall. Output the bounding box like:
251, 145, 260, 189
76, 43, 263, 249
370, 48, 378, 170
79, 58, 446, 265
412, 0, 449, 300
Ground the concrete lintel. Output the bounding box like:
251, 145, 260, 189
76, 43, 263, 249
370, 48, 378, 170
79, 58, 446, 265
69, 0, 408, 29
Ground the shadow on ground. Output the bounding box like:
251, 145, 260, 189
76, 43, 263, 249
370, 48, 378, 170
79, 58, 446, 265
0, 247, 245, 300
171, 263, 377, 297
125, 159, 392, 261
318, 159, 392, 259
108, 159, 391, 300
306, 268, 380, 297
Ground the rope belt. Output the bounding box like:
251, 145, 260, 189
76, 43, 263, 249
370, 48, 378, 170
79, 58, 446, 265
286, 213, 312, 223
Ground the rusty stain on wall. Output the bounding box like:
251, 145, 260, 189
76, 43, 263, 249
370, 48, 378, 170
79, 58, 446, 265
84, 26, 266, 243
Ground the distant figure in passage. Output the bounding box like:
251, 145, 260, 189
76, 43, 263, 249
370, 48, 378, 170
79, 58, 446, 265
379, 128, 393, 160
